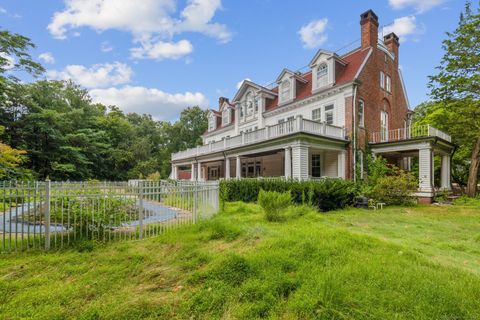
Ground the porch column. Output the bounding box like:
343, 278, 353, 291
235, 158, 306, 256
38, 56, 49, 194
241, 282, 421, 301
236, 156, 241, 179
441, 154, 452, 190
292, 143, 309, 180
191, 163, 195, 181
337, 151, 346, 179
197, 162, 202, 181
418, 147, 434, 195
284, 147, 292, 179
171, 165, 177, 180
225, 157, 231, 179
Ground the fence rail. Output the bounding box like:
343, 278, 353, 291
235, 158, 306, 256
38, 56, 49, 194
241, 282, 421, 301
0, 180, 219, 252
370, 125, 452, 144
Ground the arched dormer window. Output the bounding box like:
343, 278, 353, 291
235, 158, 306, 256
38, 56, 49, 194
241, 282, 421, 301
245, 91, 254, 116
208, 114, 216, 132
316, 63, 328, 88
280, 80, 291, 102
222, 107, 230, 126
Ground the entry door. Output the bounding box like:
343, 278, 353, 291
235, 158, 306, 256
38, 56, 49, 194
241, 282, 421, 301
380, 111, 389, 142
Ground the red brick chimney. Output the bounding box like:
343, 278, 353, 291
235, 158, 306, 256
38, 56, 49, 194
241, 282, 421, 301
218, 97, 229, 108
384, 32, 400, 64
360, 10, 379, 49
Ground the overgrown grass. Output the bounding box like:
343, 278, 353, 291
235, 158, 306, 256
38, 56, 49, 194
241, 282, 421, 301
1, 202, 480, 319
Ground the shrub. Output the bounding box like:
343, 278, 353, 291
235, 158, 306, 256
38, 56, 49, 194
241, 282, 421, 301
372, 170, 417, 205
220, 178, 357, 212
257, 190, 292, 221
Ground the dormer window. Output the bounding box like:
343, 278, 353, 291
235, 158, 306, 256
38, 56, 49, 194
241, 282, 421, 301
208, 114, 216, 132
280, 79, 291, 102
222, 108, 230, 126
316, 63, 328, 88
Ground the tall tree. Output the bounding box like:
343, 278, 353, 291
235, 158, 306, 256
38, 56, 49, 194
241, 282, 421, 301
428, 1, 480, 196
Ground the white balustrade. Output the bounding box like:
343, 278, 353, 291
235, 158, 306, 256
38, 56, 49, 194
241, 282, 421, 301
370, 124, 451, 143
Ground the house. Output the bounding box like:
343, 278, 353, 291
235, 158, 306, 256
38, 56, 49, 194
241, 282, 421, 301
170, 10, 454, 204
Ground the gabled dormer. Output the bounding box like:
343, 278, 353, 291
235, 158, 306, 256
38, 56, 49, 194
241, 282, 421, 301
219, 100, 233, 127
275, 69, 307, 106
207, 110, 219, 132
233, 80, 276, 122
309, 50, 346, 93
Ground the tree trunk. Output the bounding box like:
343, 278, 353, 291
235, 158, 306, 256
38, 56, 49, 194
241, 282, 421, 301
466, 137, 480, 197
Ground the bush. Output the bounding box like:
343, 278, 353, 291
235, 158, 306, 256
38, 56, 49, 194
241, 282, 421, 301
220, 178, 357, 212
257, 190, 292, 221
372, 170, 417, 205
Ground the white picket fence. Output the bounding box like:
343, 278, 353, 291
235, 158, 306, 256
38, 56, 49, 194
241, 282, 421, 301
0, 180, 219, 252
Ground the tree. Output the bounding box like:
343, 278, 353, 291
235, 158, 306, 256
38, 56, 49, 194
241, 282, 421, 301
0, 126, 27, 179
428, 1, 480, 196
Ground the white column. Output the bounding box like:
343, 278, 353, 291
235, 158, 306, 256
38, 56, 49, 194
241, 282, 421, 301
191, 163, 195, 181
419, 147, 434, 195
292, 143, 309, 180
337, 151, 346, 179
225, 157, 231, 179
171, 165, 177, 180
236, 156, 241, 179
197, 162, 202, 181
284, 147, 292, 179
441, 154, 452, 190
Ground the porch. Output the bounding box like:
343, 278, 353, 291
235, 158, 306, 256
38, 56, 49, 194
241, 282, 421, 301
369, 125, 455, 203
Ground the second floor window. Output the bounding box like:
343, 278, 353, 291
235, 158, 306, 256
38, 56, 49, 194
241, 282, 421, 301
386, 75, 391, 92
380, 71, 385, 89
317, 63, 328, 88
358, 100, 365, 127
325, 104, 334, 125
280, 80, 291, 102
312, 108, 322, 122
222, 108, 230, 126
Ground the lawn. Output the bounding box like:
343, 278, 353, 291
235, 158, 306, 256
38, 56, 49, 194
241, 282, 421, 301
1, 202, 480, 319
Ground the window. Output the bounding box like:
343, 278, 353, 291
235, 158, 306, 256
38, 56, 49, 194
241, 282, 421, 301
317, 63, 328, 88
245, 92, 254, 116
312, 108, 322, 122
380, 71, 385, 89
280, 79, 291, 102
386, 75, 391, 92
325, 104, 334, 125
358, 100, 365, 128
311, 154, 321, 178
208, 115, 216, 131
222, 108, 230, 126
380, 111, 389, 141
240, 104, 244, 117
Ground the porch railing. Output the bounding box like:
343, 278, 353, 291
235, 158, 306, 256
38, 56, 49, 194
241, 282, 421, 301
172, 117, 346, 161
370, 125, 452, 144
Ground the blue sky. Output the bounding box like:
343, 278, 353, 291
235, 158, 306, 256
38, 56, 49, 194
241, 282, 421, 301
0, 0, 472, 121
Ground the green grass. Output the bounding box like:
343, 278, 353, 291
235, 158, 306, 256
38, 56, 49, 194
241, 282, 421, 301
1, 202, 480, 319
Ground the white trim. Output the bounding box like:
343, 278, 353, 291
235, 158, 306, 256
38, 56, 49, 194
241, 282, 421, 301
398, 68, 410, 109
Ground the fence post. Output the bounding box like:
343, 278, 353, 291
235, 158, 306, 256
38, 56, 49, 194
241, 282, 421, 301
44, 179, 51, 250
138, 180, 144, 239
193, 180, 198, 224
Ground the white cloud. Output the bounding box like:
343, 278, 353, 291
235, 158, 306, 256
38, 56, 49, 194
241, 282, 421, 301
47, 62, 133, 88
39, 52, 55, 64
130, 39, 193, 60
0, 7, 7, 14
0, 53, 15, 70
48, 0, 231, 60
389, 0, 444, 13
381, 16, 424, 42
236, 78, 251, 90
298, 18, 328, 49
100, 41, 113, 53
89, 86, 208, 121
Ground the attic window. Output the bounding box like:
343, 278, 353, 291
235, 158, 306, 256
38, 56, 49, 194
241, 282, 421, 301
222, 108, 230, 126
208, 114, 216, 132
280, 79, 291, 102
245, 92, 254, 116
316, 63, 328, 88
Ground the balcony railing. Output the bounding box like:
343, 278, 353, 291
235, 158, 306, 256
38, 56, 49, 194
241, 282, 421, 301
172, 117, 346, 161
370, 125, 452, 144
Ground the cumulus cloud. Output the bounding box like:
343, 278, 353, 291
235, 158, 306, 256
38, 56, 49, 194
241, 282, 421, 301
130, 39, 193, 60
47, 62, 133, 88
47, 0, 231, 60
39, 52, 55, 64
388, 0, 444, 13
298, 18, 328, 49
89, 86, 208, 121
236, 78, 251, 90
381, 16, 424, 42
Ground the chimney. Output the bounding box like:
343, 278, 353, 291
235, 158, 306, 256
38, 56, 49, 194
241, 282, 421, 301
384, 32, 400, 63
360, 9, 379, 49
218, 97, 229, 108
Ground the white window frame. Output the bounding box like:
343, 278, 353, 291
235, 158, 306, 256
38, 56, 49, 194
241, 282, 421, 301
316, 63, 328, 88
280, 79, 291, 103
311, 153, 322, 178
386, 75, 391, 93
380, 71, 385, 89
380, 111, 389, 142
208, 114, 216, 132
221, 107, 230, 126
324, 104, 334, 125
358, 100, 365, 128
312, 108, 322, 122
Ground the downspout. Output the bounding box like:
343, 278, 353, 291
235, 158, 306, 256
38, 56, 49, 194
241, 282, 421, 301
352, 84, 358, 183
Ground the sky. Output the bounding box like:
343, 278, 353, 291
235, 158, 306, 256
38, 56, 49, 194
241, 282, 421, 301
0, 0, 473, 121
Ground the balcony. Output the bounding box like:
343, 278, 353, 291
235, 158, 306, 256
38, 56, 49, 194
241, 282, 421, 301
370, 125, 452, 144
172, 117, 346, 161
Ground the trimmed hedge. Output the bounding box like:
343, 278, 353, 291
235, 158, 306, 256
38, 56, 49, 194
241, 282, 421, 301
220, 178, 357, 212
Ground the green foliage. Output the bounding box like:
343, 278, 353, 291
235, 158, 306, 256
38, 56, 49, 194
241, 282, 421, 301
454, 195, 480, 206
220, 178, 357, 212
257, 190, 292, 221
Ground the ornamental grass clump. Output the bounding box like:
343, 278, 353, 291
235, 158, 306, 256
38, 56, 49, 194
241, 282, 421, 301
257, 190, 292, 222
